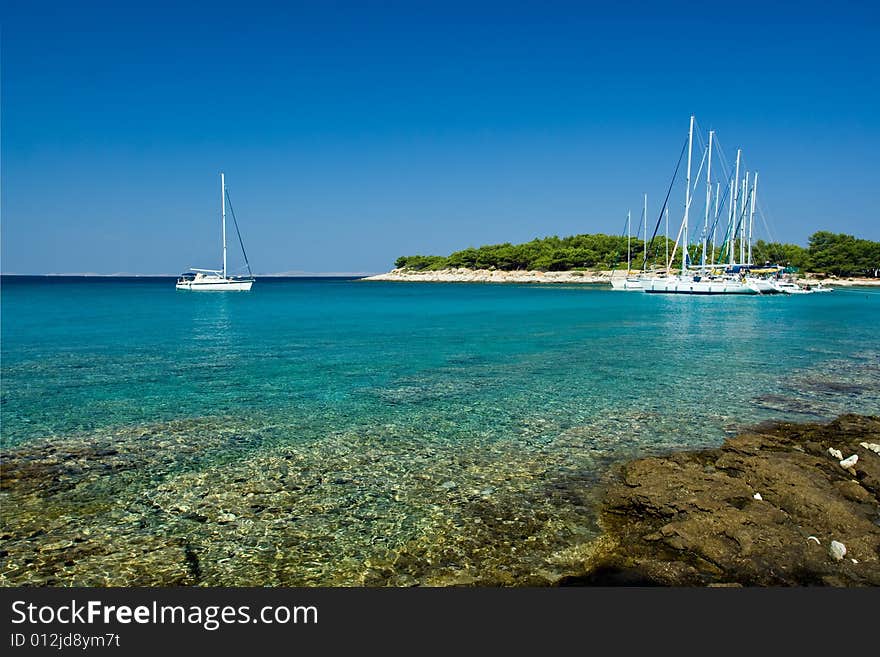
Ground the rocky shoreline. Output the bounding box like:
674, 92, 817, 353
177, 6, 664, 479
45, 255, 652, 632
360, 268, 612, 284
361, 268, 880, 286
563, 414, 880, 586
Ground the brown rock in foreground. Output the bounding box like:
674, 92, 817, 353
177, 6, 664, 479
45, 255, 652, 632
563, 414, 880, 586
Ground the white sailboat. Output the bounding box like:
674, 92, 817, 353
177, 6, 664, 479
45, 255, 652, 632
770, 278, 833, 294
609, 272, 644, 290
642, 273, 761, 294
610, 196, 648, 290
640, 115, 774, 295
176, 172, 255, 291
772, 280, 812, 294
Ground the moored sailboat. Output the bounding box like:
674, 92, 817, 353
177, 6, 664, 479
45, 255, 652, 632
610, 196, 649, 290
176, 173, 255, 291
772, 280, 812, 294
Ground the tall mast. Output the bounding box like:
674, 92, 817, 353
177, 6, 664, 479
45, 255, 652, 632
627, 210, 631, 272
748, 172, 758, 265
740, 172, 748, 265
702, 130, 713, 268
712, 181, 719, 265
643, 193, 647, 271
730, 150, 741, 266
726, 178, 734, 266
682, 115, 695, 275
221, 172, 227, 279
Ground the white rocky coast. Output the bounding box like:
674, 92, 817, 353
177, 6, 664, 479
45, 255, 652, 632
361, 268, 880, 287
360, 268, 613, 284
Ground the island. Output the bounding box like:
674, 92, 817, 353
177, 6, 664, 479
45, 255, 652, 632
362, 231, 880, 286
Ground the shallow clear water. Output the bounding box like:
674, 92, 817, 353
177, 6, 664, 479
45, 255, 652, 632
2, 276, 879, 585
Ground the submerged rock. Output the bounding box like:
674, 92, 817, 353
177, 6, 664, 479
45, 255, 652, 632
3, 411, 877, 587
567, 414, 880, 587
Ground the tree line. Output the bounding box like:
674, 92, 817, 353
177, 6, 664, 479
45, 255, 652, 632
753, 232, 880, 277
394, 231, 880, 277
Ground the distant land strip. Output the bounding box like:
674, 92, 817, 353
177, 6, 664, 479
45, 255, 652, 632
386, 231, 880, 279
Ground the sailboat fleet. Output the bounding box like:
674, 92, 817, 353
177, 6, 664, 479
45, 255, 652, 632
611, 115, 826, 295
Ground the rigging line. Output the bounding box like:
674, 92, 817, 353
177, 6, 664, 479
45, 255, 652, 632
717, 180, 752, 266
634, 211, 645, 251
757, 206, 776, 247
694, 123, 707, 159
705, 182, 732, 243
676, 148, 709, 252
642, 134, 689, 270
710, 135, 735, 188
666, 210, 688, 271
689, 160, 715, 246
609, 213, 632, 272
224, 189, 253, 278
728, 187, 754, 257
756, 199, 778, 244
688, 145, 708, 201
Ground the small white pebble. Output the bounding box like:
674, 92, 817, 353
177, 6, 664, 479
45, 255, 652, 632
851, 558, 859, 564
753, 492, 763, 500
859, 442, 880, 455
828, 448, 843, 460
829, 540, 847, 561
840, 454, 858, 469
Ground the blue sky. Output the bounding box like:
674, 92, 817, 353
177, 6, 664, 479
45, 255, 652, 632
2, 0, 878, 274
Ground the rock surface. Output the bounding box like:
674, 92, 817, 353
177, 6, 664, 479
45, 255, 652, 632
563, 414, 880, 586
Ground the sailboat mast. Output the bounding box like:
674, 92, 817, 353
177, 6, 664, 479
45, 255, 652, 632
730, 150, 741, 267
627, 210, 631, 272
702, 130, 713, 268
726, 178, 734, 265
748, 172, 758, 265
682, 115, 694, 276
643, 193, 647, 271
712, 181, 719, 265
221, 172, 227, 280
740, 172, 748, 265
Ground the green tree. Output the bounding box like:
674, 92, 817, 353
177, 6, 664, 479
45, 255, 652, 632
391, 231, 880, 276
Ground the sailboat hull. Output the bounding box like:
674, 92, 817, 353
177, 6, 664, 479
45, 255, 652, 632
176, 279, 254, 291
610, 277, 644, 290
745, 278, 778, 294
642, 277, 758, 295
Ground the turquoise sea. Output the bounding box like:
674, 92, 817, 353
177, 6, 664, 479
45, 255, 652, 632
2, 276, 879, 585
